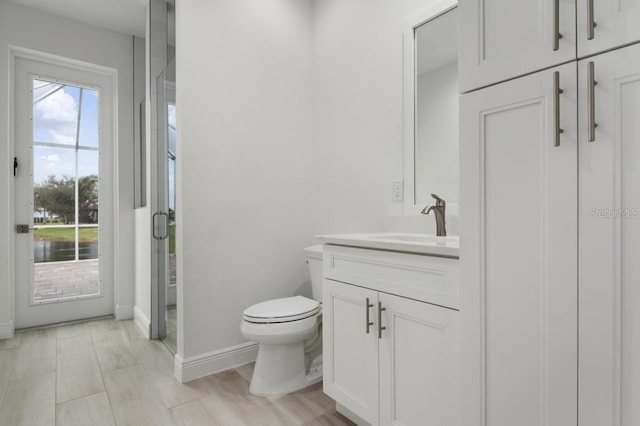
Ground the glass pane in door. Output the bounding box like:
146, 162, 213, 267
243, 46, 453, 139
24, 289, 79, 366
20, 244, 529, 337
155, 58, 177, 353
31, 78, 101, 303
167, 103, 177, 348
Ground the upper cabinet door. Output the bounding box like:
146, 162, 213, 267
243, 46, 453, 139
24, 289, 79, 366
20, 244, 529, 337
460, 62, 578, 426
577, 0, 640, 58
459, 0, 576, 92
578, 43, 640, 426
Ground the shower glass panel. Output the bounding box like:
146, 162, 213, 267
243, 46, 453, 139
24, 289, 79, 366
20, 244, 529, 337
156, 58, 177, 353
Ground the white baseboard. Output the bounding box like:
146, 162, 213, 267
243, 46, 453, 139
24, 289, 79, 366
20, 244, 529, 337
336, 403, 369, 426
134, 306, 150, 339
174, 342, 259, 383
0, 321, 15, 340
115, 304, 134, 320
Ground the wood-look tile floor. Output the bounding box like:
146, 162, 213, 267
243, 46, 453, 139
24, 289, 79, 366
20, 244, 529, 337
0, 318, 354, 426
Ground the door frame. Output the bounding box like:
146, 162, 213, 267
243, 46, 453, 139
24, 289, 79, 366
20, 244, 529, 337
8, 46, 120, 331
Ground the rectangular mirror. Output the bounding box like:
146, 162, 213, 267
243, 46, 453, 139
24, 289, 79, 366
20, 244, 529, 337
404, 0, 459, 214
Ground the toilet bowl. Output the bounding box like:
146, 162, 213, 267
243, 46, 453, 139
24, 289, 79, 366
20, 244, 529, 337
240, 245, 323, 396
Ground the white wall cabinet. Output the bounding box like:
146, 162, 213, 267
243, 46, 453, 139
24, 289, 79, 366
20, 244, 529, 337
461, 30, 640, 426
460, 0, 640, 92
578, 42, 640, 426
322, 245, 459, 426
460, 62, 578, 426
577, 0, 640, 58
459, 0, 576, 92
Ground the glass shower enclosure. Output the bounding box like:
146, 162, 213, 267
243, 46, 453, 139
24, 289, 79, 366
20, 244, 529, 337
155, 58, 177, 353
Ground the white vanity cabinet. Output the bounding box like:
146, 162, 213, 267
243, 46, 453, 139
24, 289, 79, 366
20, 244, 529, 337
322, 244, 460, 426
323, 280, 379, 424
378, 292, 459, 426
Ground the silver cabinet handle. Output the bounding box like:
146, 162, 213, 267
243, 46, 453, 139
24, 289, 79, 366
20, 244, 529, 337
553, 0, 563, 51
365, 298, 374, 334
587, 0, 596, 40
554, 71, 564, 147
152, 211, 169, 240
378, 301, 386, 339
588, 61, 598, 142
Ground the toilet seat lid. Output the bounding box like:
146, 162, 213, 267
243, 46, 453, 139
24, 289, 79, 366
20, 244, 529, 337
243, 296, 320, 323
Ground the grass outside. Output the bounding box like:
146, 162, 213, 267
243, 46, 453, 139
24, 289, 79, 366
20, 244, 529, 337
34, 226, 98, 243
169, 225, 175, 254
33, 225, 174, 251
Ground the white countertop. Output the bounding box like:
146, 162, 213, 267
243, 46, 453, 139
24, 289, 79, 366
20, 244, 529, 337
317, 232, 459, 258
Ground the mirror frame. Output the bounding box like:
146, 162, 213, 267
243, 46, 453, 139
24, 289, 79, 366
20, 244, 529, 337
403, 0, 459, 216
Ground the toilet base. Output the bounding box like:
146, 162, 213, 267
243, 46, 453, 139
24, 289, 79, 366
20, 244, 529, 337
249, 342, 321, 396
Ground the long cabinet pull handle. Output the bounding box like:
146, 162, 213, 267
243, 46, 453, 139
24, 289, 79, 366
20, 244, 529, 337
588, 61, 598, 142
365, 298, 374, 334
554, 71, 564, 147
378, 301, 386, 339
587, 0, 596, 40
553, 0, 563, 51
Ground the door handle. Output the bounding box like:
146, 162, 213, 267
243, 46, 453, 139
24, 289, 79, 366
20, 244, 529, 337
588, 61, 598, 142
152, 211, 169, 240
554, 71, 564, 147
553, 0, 563, 51
378, 301, 386, 339
365, 297, 374, 334
16, 224, 35, 234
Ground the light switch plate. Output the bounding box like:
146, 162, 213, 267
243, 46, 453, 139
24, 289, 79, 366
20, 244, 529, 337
392, 180, 404, 201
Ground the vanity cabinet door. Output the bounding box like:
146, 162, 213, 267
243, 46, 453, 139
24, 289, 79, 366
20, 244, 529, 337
578, 43, 640, 426
459, 0, 576, 92
577, 0, 640, 58
323, 279, 379, 426
379, 294, 459, 426
460, 62, 578, 426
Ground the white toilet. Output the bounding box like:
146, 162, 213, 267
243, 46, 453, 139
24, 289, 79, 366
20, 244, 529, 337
240, 245, 324, 396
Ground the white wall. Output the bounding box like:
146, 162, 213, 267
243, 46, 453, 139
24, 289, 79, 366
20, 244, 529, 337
175, 0, 445, 377
176, 0, 316, 365
133, 34, 151, 336
415, 61, 459, 204
311, 0, 440, 234
0, 2, 135, 334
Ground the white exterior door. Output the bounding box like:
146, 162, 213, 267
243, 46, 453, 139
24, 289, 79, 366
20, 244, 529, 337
379, 293, 459, 426
577, 0, 640, 58
322, 279, 379, 426
13, 56, 114, 329
460, 62, 578, 426
459, 0, 576, 92
578, 43, 640, 426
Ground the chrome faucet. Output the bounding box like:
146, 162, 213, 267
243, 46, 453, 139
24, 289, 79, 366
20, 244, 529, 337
421, 194, 446, 236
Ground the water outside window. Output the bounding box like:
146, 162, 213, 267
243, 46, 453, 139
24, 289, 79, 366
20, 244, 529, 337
31, 78, 100, 303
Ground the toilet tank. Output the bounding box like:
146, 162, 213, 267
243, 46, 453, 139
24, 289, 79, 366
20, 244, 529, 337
304, 245, 324, 302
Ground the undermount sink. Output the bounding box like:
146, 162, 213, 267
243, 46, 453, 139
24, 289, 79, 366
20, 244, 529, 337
317, 232, 460, 257
368, 233, 459, 243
